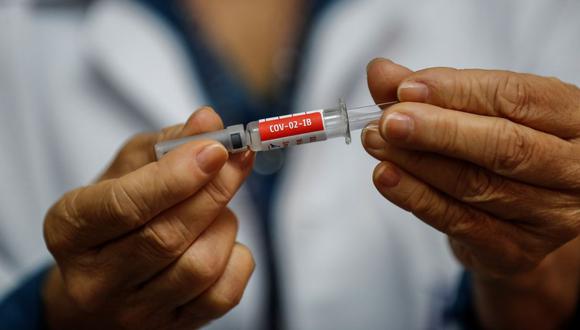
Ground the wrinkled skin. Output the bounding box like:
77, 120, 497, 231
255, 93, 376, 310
43, 107, 256, 330
364, 59, 580, 329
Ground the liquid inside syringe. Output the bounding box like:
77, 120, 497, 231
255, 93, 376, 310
155, 99, 397, 159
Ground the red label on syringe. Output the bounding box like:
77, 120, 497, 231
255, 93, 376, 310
259, 111, 325, 141
258, 111, 327, 150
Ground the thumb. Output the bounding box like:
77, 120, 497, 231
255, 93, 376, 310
100, 107, 224, 181
367, 58, 414, 104
397, 68, 580, 138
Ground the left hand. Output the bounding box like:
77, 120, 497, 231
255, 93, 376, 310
42, 108, 256, 330
363, 59, 580, 278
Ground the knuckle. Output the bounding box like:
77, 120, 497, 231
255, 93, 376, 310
125, 132, 150, 149
236, 244, 256, 272
44, 223, 63, 256
449, 238, 476, 267
113, 133, 157, 173
405, 185, 444, 222
220, 208, 240, 232
138, 222, 188, 260
536, 207, 579, 242
453, 165, 506, 204
488, 121, 535, 174
159, 124, 184, 142
504, 248, 542, 274
203, 179, 234, 209
44, 189, 84, 254
119, 133, 151, 157
403, 149, 428, 165
152, 161, 187, 206
182, 253, 222, 287
493, 74, 532, 121
107, 180, 149, 230
205, 292, 242, 318
398, 184, 427, 212
434, 114, 461, 154
444, 207, 485, 239
448, 69, 476, 109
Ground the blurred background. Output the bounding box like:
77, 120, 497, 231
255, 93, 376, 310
0, 0, 579, 329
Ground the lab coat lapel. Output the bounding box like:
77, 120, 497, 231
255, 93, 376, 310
83, 0, 206, 128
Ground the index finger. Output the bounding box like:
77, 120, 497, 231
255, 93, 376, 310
397, 68, 580, 138
367, 58, 414, 103
100, 107, 225, 181
45, 139, 229, 251
376, 102, 580, 189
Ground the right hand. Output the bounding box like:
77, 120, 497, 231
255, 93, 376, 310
42, 107, 255, 330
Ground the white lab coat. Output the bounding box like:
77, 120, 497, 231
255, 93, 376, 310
0, 0, 578, 329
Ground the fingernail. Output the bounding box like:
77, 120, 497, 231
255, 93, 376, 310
186, 107, 211, 128
362, 125, 386, 150
374, 163, 401, 188
398, 81, 428, 102
242, 150, 255, 165
232, 150, 254, 169
196, 143, 228, 173
366, 57, 391, 73
384, 112, 413, 141
194, 106, 215, 121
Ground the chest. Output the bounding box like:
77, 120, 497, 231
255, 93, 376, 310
182, 0, 307, 96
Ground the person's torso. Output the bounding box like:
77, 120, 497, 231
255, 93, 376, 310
1, 0, 579, 329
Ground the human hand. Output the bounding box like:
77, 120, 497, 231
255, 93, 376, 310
364, 58, 580, 276
42, 107, 255, 330
363, 59, 580, 327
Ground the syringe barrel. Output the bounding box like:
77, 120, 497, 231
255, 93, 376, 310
154, 124, 247, 159
244, 104, 350, 152
154, 100, 388, 157
321, 106, 350, 140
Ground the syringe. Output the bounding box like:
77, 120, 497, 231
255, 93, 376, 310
155, 99, 397, 159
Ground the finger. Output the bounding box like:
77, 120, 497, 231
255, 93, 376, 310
156, 107, 225, 143
90, 149, 253, 289
98, 132, 160, 181
100, 107, 225, 181
372, 161, 550, 275
397, 68, 580, 138
362, 127, 580, 240
178, 107, 256, 175
130, 209, 239, 312
45, 140, 230, 252
156, 107, 224, 143
180, 106, 224, 137
367, 58, 413, 103
176, 244, 255, 326
375, 102, 580, 189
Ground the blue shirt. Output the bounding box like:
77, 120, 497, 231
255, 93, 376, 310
134, 1, 335, 329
